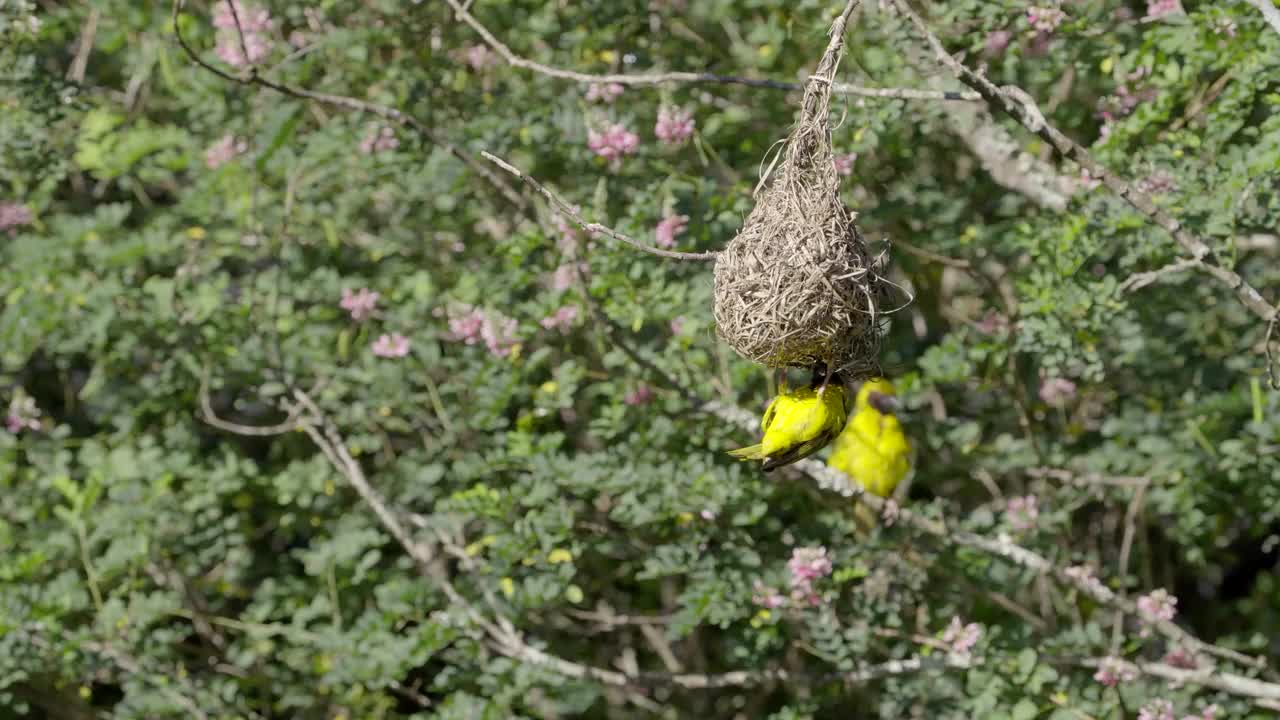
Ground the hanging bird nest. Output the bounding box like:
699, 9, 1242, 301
713, 4, 885, 378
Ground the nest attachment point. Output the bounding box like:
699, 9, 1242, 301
713, 16, 885, 378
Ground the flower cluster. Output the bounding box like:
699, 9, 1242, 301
1136, 169, 1178, 196
1139, 700, 1175, 720
942, 617, 983, 657
624, 384, 655, 406
1027, 6, 1066, 33
213, 0, 274, 68
751, 581, 788, 609
1063, 564, 1113, 600
585, 83, 624, 104
1143, 0, 1184, 22
550, 262, 588, 292
340, 287, 379, 321
359, 126, 399, 155
1006, 495, 1039, 531
1136, 588, 1177, 636
0, 202, 33, 233
587, 123, 640, 166
985, 30, 1013, 58
787, 546, 833, 606
553, 207, 583, 253
655, 107, 695, 146
205, 134, 248, 169
1093, 656, 1138, 687
655, 214, 688, 248
1162, 645, 1197, 669
833, 152, 857, 177
446, 305, 520, 358
5, 392, 41, 434
372, 333, 410, 358
540, 305, 579, 333
463, 44, 498, 71
1039, 377, 1077, 407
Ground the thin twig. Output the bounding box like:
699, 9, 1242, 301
442, 0, 977, 102
481, 152, 719, 261
198, 368, 303, 435
1111, 482, 1148, 653
171, 0, 527, 210
1119, 257, 1205, 294
65, 7, 100, 84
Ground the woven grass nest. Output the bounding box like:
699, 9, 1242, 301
713, 5, 886, 378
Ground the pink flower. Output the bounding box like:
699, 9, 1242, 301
1006, 495, 1039, 531
942, 617, 983, 656
1027, 6, 1066, 33
975, 310, 1009, 335
553, 208, 582, 252
0, 202, 33, 232
881, 499, 900, 526
447, 306, 520, 357
752, 581, 787, 609
585, 83, 624, 104
1213, 18, 1238, 37
551, 263, 578, 292
1184, 705, 1220, 720
1039, 377, 1077, 407
787, 547, 832, 587
1093, 656, 1138, 687
587, 123, 640, 167
1143, 0, 1184, 21
654, 214, 688, 248
212, 0, 273, 32
670, 316, 686, 335
699, 509, 717, 521
1162, 645, 1198, 669
359, 125, 399, 155
372, 333, 411, 358
205, 134, 248, 169
1138, 700, 1175, 720
215, 30, 272, 67
6, 392, 41, 434
985, 30, 1013, 57
1136, 169, 1177, 195
624, 384, 655, 406
540, 305, 580, 333
464, 44, 498, 71
833, 152, 857, 177
1136, 588, 1177, 636
339, 287, 379, 321
654, 107, 695, 146
1064, 564, 1113, 600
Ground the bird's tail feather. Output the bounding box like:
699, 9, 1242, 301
727, 444, 764, 460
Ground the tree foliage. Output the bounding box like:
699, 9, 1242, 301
2, 0, 1279, 718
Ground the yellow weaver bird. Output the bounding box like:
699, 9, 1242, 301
828, 378, 912, 501
728, 365, 848, 472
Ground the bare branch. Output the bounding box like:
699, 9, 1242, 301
441, 0, 977, 102
171, 0, 528, 211
1081, 657, 1280, 702
1119, 258, 1205, 294
888, 0, 1279, 330
198, 369, 303, 436
481, 152, 719, 261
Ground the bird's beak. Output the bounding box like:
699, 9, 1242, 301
868, 392, 901, 415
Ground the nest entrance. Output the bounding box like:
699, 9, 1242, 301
713, 3, 885, 378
